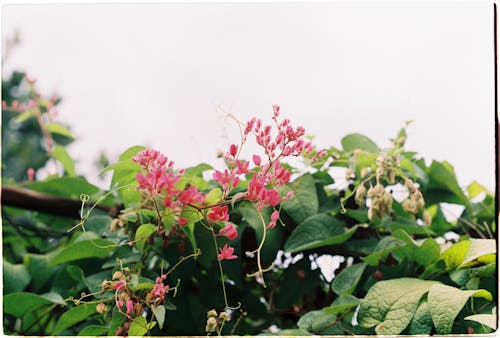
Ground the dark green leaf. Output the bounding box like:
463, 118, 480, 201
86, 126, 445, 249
51, 239, 115, 265
332, 263, 367, 295
52, 303, 98, 334
281, 173, 319, 224
78, 325, 108, 336
3, 292, 54, 317
284, 214, 356, 253
3, 260, 31, 294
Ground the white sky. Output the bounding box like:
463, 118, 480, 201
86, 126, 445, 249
2, 2, 496, 191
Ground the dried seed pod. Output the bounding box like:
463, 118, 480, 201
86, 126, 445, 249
112, 271, 124, 280
376, 166, 384, 177
205, 316, 218, 333
373, 183, 385, 197
382, 191, 393, 211
376, 155, 385, 167
219, 311, 229, 321
345, 167, 354, 180
96, 303, 108, 314
355, 185, 367, 207
423, 210, 432, 226
402, 198, 418, 214
368, 206, 374, 221
360, 167, 370, 178
388, 170, 396, 184
405, 178, 416, 193
207, 309, 218, 318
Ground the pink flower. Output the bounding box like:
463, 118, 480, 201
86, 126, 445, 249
132, 149, 169, 171
262, 189, 280, 207
113, 280, 126, 291
271, 210, 279, 222
272, 105, 280, 117
151, 274, 169, 302
207, 205, 229, 223
27, 168, 35, 182
229, 144, 238, 157
283, 191, 295, 201
179, 186, 204, 205
136, 168, 168, 195
178, 217, 188, 227
219, 223, 238, 240
218, 244, 237, 261
116, 300, 123, 308
126, 300, 133, 315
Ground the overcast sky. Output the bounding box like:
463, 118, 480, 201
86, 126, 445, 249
2, 2, 496, 191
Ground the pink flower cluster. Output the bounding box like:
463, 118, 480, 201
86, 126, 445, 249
116, 299, 134, 316
150, 274, 170, 303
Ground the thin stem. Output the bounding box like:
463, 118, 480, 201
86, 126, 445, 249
211, 230, 229, 308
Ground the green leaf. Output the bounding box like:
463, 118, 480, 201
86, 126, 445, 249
428, 284, 492, 334
440, 240, 471, 270
358, 278, 438, 335
465, 307, 497, 330
128, 316, 156, 336
341, 133, 380, 153
78, 325, 109, 336
23, 252, 59, 291
408, 299, 433, 335
45, 122, 74, 139
15, 109, 36, 122
27, 177, 99, 199
3, 292, 54, 317
362, 236, 405, 266
391, 230, 440, 266
297, 310, 337, 334
3, 260, 31, 294
53, 145, 76, 176
276, 329, 314, 336
184, 163, 213, 176
467, 180, 488, 198
204, 188, 223, 206
151, 304, 166, 329
41, 292, 65, 305
108, 307, 126, 335
284, 214, 356, 253
135, 223, 156, 252
52, 303, 98, 334
428, 161, 468, 204
51, 239, 115, 265
458, 238, 496, 268
323, 294, 359, 316
281, 173, 319, 224
331, 263, 367, 295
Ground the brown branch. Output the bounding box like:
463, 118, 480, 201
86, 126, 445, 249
1, 186, 120, 218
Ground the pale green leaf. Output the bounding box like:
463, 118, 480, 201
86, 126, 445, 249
358, 278, 438, 335
408, 299, 433, 335
128, 316, 156, 336
341, 133, 380, 153
135, 223, 156, 252
45, 122, 74, 139
53, 145, 76, 176
465, 307, 497, 330
151, 304, 166, 329
458, 238, 496, 268
428, 283, 493, 334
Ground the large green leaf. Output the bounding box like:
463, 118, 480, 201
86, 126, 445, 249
391, 230, 440, 266
52, 303, 98, 334
128, 316, 156, 336
53, 145, 76, 177
331, 263, 367, 295
428, 161, 468, 204
428, 283, 493, 334
27, 177, 99, 199
297, 310, 337, 334
281, 173, 319, 224
465, 307, 497, 330
408, 299, 433, 335
3, 292, 54, 317
341, 133, 380, 153
458, 238, 496, 268
362, 236, 405, 266
3, 260, 31, 294
323, 294, 359, 316
51, 239, 115, 265
78, 325, 109, 336
440, 240, 471, 270
24, 252, 59, 292
284, 214, 356, 253
358, 278, 438, 335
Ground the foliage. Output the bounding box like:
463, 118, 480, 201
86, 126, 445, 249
2, 71, 496, 336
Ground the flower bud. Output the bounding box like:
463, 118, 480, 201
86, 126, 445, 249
423, 209, 432, 226
345, 167, 354, 180
376, 166, 384, 177
402, 199, 418, 214
112, 271, 124, 280
373, 183, 385, 197
368, 207, 374, 221
96, 303, 108, 314
219, 311, 229, 321
382, 191, 393, 210
207, 309, 218, 318
205, 316, 218, 333
360, 167, 370, 178
388, 170, 396, 184
355, 185, 367, 207
376, 155, 385, 167
405, 178, 416, 193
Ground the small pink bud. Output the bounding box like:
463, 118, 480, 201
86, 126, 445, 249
271, 210, 279, 222
27, 168, 35, 182
178, 217, 188, 227
252, 154, 261, 166
229, 144, 238, 157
